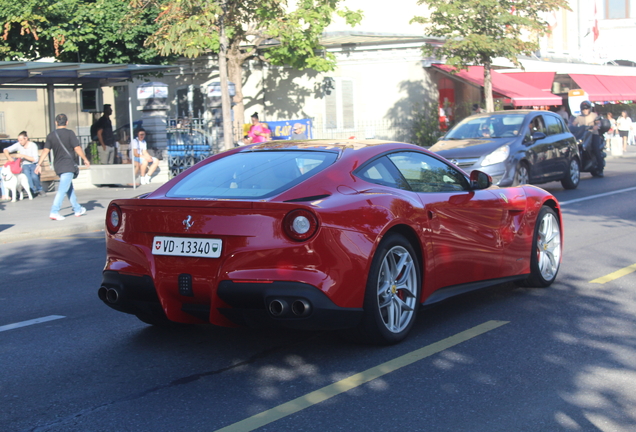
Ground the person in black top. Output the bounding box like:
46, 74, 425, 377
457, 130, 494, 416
94, 104, 115, 164
35, 114, 91, 220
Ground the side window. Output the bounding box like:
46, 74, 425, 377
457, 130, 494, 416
356, 156, 409, 189
544, 115, 563, 135
387, 152, 469, 193
530, 116, 546, 134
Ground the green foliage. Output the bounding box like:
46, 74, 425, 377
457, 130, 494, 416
412, 0, 570, 70
130, 0, 362, 125
410, 101, 443, 148
412, 0, 569, 111
0, 0, 170, 64
88, 142, 100, 164
134, 0, 362, 71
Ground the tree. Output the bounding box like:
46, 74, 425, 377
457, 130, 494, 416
0, 0, 168, 64
131, 0, 362, 149
412, 0, 569, 112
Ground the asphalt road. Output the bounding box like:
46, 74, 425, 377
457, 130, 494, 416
2, 158, 636, 432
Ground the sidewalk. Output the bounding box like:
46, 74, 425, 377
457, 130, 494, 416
0, 183, 162, 244
1, 146, 634, 245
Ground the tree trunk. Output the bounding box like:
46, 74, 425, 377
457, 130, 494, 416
219, 2, 234, 151
227, 46, 245, 143
483, 61, 494, 113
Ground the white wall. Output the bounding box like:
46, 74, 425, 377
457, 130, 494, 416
326, 0, 424, 34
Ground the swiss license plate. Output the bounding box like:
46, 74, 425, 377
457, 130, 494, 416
152, 236, 222, 258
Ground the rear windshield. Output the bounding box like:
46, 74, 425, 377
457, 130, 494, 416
167, 150, 338, 199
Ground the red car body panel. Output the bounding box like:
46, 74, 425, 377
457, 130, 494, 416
101, 140, 562, 330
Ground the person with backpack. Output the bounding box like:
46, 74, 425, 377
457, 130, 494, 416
93, 104, 115, 164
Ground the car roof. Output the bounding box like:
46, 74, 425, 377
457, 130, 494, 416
239, 139, 423, 158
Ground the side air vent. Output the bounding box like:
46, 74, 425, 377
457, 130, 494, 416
284, 194, 330, 203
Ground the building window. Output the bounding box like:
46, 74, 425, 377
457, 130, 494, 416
605, 0, 631, 19
324, 78, 355, 130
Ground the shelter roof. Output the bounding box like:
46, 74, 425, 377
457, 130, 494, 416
0, 61, 174, 87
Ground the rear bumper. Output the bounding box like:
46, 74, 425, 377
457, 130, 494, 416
217, 280, 363, 330
98, 271, 363, 331
98, 271, 164, 318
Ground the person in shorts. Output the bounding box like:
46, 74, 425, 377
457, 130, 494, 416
131, 128, 158, 185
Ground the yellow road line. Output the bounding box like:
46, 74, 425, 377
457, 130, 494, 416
590, 263, 636, 284
215, 320, 509, 432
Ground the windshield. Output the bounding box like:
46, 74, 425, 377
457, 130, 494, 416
167, 150, 337, 199
444, 114, 526, 139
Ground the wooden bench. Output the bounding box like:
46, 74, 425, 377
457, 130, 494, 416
0, 149, 59, 182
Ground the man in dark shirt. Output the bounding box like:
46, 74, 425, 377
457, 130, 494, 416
95, 104, 115, 164
35, 113, 91, 220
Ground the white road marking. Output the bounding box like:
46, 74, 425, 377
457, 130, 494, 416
559, 186, 636, 206
0, 315, 66, 333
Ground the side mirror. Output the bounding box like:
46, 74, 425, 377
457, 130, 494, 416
470, 170, 492, 189
531, 131, 547, 141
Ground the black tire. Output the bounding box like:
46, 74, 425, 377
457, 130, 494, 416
517, 206, 562, 288
513, 163, 530, 186
561, 158, 580, 189
346, 233, 421, 345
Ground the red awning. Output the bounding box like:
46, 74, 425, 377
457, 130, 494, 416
500, 72, 556, 92
433, 65, 562, 107
570, 74, 636, 101
596, 75, 636, 101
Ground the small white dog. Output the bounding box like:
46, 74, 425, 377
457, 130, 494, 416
1, 165, 33, 202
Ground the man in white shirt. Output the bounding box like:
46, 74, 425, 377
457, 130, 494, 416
131, 128, 159, 185
3, 131, 45, 196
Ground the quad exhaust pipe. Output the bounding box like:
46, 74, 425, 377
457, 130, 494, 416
98, 285, 124, 305
268, 298, 311, 317
291, 299, 311, 317
268, 299, 288, 316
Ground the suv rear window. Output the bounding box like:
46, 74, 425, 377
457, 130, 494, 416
167, 150, 337, 199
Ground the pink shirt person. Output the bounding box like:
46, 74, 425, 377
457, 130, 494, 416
248, 112, 271, 143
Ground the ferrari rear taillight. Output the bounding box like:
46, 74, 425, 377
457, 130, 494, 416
283, 209, 318, 241
106, 204, 122, 234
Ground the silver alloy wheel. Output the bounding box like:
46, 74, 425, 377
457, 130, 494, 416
536, 212, 561, 281
376, 245, 418, 333
516, 164, 529, 185
569, 159, 580, 185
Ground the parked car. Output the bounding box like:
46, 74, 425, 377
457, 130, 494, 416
99, 140, 562, 345
430, 110, 580, 189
